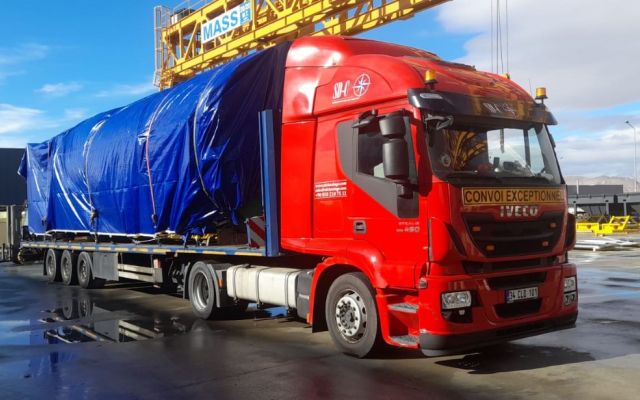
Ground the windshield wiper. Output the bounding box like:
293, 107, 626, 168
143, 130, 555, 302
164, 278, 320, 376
444, 171, 504, 183
500, 175, 552, 183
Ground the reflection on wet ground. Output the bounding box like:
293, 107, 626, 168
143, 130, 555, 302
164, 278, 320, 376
0, 265, 295, 391
0, 282, 287, 349
0, 247, 639, 399
435, 343, 595, 374
0, 289, 186, 348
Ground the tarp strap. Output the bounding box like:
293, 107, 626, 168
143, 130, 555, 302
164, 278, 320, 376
85, 118, 108, 235
145, 94, 171, 227
192, 91, 216, 206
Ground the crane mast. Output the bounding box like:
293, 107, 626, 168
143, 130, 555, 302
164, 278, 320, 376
154, 0, 450, 89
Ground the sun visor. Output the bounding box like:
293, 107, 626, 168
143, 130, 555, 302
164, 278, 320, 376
408, 89, 557, 125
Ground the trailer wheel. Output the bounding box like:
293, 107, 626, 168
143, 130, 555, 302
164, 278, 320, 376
45, 249, 62, 283
60, 250, 78, 286
188, 262, 217, 319
78, 291, 94, 318
61, 294, 79, 320
325, 272, 382, 358
77, 252, 106, 289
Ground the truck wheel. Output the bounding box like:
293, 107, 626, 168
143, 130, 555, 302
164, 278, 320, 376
77, 252, 106, 289
78, 291, 94, 318
60, 250, 78, 286
325, 272, 382, 358
188, 262, 217, 319
61, 294, 79, 320
45, 249, 62, 283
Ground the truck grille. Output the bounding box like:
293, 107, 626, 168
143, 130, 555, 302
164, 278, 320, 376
487, 272, 547, 290
495, 299, 542, 318
464, 212, 563, 257
462, 257, 554, 274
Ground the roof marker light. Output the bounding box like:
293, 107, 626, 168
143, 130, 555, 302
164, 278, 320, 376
536, 87, 548, 102
425, 70, 437, 89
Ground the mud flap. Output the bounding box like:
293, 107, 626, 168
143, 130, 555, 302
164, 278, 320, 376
92, 252, 118, 281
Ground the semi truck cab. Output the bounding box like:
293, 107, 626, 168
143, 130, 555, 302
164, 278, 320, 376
279, 37, 577, 356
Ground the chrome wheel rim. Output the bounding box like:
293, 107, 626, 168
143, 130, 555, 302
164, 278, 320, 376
335, 290, 367, 342
78, 259, 88, 283
61, 257, 71, 282
193, 272, 210, 311
46, 253, 55, 276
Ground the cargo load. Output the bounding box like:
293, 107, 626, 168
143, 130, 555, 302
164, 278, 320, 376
18, 43, 290, 237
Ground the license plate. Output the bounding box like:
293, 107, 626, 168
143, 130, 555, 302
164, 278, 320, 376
505, 286, 538, 303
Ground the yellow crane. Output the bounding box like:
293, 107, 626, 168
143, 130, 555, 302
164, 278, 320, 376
154, 0, 450, 89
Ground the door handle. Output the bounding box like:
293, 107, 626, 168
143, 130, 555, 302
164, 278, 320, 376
353, 220, 367, 234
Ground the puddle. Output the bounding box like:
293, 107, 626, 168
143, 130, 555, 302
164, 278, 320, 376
0, 293, 189, 347
1, 291, 292, 349
607, 277, 640, 283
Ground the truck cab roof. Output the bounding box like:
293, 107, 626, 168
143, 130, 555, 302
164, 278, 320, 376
282, 36, 534, 122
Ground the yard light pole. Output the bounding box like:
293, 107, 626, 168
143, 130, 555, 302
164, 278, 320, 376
626, 121, 637, 192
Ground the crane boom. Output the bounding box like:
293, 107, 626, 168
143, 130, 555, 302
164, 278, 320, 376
154, 0, 450, 89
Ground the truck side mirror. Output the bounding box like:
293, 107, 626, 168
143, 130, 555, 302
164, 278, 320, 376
379, 112, 410, 181
379, 113, 405, 138
383, 139, 409, 180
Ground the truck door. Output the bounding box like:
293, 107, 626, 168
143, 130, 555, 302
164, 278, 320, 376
336, 108, 423, 288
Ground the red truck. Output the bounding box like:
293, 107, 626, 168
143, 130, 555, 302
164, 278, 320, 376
20, 36, 577, 357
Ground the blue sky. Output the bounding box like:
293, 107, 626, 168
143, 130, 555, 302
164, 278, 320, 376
0, 1, 160, 146
0, 1, 472, 147
1, 0, 639, 177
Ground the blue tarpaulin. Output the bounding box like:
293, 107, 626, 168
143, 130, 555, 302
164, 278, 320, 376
19, 43, 289, 237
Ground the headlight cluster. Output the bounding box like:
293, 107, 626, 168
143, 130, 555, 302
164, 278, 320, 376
563, 276, 577, 306
441, 291, 472, 310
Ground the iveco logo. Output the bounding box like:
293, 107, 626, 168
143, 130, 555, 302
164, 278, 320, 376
500, 205, 539, 218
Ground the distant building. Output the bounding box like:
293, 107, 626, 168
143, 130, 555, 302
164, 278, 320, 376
566, 185, 623, 196
567, 184, 640, 217
0, 148, 26, 260
0, 148, 26, 206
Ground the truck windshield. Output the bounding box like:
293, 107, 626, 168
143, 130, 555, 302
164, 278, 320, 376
426, 121, 561, 185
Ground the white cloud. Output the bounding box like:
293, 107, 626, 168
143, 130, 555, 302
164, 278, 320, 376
437, 0, 640, 110
0, 136, 30, 148
0, 43, 49, 65
36, 82, 83, 97
0, 104, 46, 134
96, 81, 156, 98
0, 104, 90, 147
555, 129, 640, 177
63, 108, 89, 121
436, 0, 640, 177
0, 43, 49, 84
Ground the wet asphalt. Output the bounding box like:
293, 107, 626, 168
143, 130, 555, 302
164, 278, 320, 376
0, 246, 639, 399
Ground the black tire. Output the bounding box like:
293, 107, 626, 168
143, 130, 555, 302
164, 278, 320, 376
61, 295, 79, 320
188, 262, 217, 319
77, 291, 94, 318
12, 248, 23, 265
325, 272, 382, 358
76, 252, 106, 289
60, 250, 78, 286
45, 249, 62, 283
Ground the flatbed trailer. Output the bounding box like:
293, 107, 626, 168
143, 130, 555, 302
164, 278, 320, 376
22, 241, 264, 257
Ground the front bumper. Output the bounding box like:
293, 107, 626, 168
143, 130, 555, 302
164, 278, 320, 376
419, 311, 577, 356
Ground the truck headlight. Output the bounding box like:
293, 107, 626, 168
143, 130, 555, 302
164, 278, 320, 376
564, 276, 577, 293
441, 291, 472, 310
